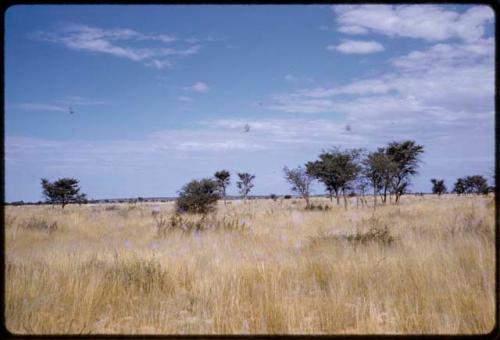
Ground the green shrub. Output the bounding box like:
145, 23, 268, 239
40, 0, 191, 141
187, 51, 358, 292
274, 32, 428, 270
176, 178, 220, 214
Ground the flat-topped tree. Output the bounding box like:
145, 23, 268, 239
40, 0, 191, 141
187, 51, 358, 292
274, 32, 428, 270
306, 148, 362, 209
41, 178, 86, 208
363, 148, 397, 206
465, 175, 489, 195
214, 170, 231, 205
385, 140, 424, 203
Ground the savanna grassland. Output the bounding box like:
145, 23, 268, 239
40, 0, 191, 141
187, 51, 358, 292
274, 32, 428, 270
4, 195, 495, 334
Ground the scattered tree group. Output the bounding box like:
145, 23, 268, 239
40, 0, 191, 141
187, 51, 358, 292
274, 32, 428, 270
283, 140, 425, 210
37, 142, 493, 212
453, 175, 489, 195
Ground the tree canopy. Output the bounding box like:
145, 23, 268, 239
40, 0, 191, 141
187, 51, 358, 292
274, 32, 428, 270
431, 179, 447, 196
236, 173, 255, 199
385, 140, 424, 203
214, 170, 231, 205
41, 178, 86, 208
283, 166, 314, 208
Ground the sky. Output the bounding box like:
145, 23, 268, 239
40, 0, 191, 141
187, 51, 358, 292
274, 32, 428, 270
5, 4, 495, 202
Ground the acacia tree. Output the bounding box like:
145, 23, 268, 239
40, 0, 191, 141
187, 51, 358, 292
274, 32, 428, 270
431, 179, 447, 196
306, 154, 340, 204
41, 178, 86, 208
385, 140, 424, 203
283, 166, 314, 208
355, 175, 370, 207
214, 170, 231, 205
363, 149, 396, 206
465, 175, 489, 195
236, 173, 255, 200
306, 148, 362, 209
453, 178, 467, 195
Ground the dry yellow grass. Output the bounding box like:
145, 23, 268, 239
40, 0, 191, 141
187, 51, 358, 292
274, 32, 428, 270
4, 194, 495, 334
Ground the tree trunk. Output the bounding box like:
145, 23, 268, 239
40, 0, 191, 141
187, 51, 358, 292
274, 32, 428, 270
305, 196, 310, 209
373, 187, 377, 209
343, 190, 348, 211
336, 193, 340, 205
329, 192, 333, 202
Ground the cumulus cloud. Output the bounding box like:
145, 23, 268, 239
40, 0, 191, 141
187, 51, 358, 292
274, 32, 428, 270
32, 23, 201, 69
328, 40, 385, 54
332, 5, 494, 42
264, 35, 494, 146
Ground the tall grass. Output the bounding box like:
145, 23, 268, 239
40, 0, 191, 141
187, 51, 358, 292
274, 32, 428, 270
5, 195, 495, 334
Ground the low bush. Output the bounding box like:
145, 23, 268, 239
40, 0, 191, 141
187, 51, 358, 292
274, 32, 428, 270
345, 226, 395, 245
305, 203, 331, 211
308, 226, 395, 248
155, 213, 248, 236
18, 217, 58, 233
176, 179, 220, 214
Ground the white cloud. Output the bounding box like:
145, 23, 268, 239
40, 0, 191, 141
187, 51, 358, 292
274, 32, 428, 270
32, 23, 200, 69
55, 96, 110, 106
13, 97, 110, 113
145, 59, 173, 70
13, 103, 68, 112
177, 96, 193, 102
263, 36, 494, 146
185, 82, 209, 93
337, 25, 368, 34
6, 117, 362, 170
329, 40, 385, 54
333, 5, 494, 42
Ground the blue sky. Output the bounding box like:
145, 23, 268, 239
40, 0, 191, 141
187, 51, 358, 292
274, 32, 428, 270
5, 4, 495, 201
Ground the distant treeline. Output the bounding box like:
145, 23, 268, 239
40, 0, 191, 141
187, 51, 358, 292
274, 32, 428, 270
5, 192, 443, 206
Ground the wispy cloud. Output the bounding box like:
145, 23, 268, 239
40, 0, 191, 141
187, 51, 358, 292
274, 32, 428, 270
13, 103, 68, 112
284, 74, 315, 85
263, 35, 493, 147
177, 96, 193, 102
32, 23, 201, 69
268, 35, 493, 110
332, 5, 494, 42
327, 40, 385, 54
184, 81, 209, 93
12, 96, 110, 112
